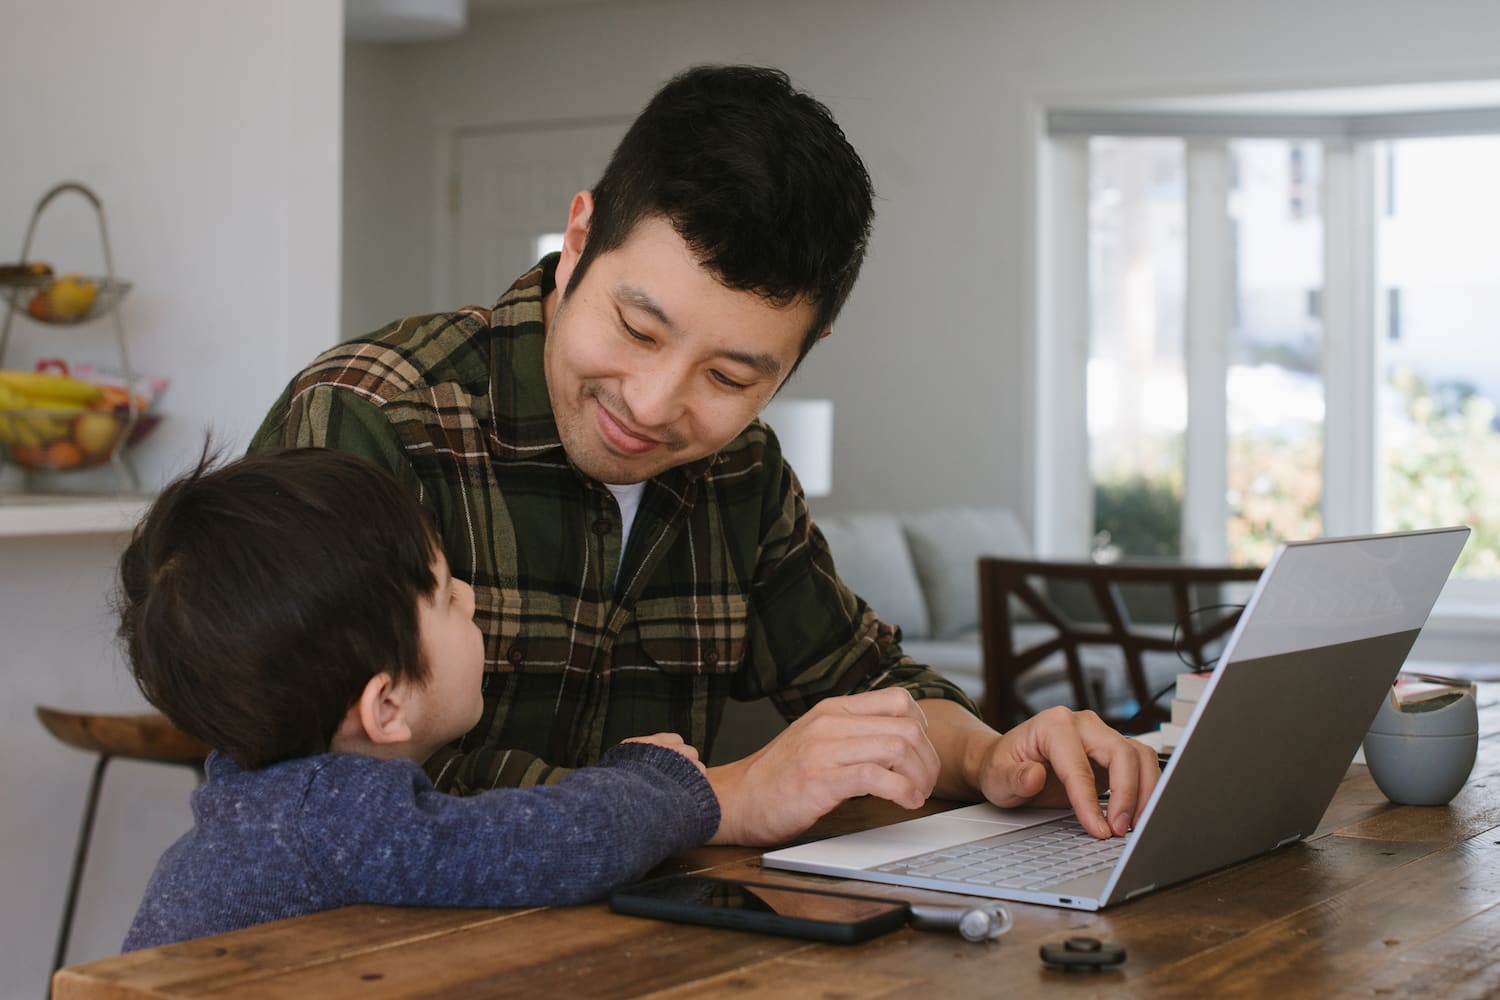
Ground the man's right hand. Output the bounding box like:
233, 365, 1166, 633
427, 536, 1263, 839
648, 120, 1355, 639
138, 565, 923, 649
705, 687, 940, 846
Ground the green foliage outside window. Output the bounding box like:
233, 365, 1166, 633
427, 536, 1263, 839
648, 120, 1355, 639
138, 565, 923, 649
1092, 476, 1181, 561
1092, 370, 1498, 577
1384, 369, 1500, 578
1226, 433, 1322, 567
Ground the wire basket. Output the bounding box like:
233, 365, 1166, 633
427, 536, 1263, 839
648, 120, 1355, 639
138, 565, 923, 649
1, 276, 131, 325
0, 363, 165, 472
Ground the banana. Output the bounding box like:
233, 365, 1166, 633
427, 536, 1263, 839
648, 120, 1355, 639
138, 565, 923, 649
0, 369, 103, 404
0, 382, 28, 410
16, 393, 88, 412
0, 371, 104, 455
0, 383, 26, 446
0, 374, 98, 453
10, 415, 71, 448
0, 411, 70, 448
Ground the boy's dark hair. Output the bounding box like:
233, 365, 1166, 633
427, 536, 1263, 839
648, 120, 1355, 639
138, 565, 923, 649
568, 64, 875, 362
116, 448, 440, 770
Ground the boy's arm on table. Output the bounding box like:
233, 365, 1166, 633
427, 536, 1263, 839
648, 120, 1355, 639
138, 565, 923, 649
305, 744, 719, 908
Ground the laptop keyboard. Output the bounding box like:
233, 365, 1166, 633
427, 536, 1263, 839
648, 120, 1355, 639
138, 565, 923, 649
873, 818, 1129, 891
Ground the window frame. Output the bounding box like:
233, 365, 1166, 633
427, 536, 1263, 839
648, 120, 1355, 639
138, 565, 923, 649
1035, 102, 1500, 639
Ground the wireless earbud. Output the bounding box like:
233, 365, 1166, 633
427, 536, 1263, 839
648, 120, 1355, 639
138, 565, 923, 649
908, 902, 1013, 942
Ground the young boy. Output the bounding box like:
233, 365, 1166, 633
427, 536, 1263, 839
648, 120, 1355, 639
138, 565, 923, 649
116, 448, 719, 951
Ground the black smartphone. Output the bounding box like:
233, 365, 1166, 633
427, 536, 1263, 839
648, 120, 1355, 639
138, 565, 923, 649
610, 874, 910, 944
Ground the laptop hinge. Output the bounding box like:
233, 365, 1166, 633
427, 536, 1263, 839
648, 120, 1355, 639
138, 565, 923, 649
1275, 832, 1302, 849
1124, 883, 1156, 901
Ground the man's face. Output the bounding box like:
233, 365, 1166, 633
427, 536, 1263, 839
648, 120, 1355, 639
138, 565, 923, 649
544, 202, 816, 484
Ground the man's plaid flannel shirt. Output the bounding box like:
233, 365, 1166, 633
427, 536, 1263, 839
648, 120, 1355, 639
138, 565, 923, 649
250, 256, 979, 793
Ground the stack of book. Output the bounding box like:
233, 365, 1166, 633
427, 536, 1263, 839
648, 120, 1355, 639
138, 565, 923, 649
1157, 670, 1212, 752
1388, 671, 1476, 710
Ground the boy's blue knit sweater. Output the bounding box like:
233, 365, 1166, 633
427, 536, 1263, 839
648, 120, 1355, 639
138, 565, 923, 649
123, 741, 719, 950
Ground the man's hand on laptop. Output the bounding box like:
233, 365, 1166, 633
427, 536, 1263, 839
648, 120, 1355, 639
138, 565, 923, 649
705, 688, 940, 846
969, 706, 1161, 839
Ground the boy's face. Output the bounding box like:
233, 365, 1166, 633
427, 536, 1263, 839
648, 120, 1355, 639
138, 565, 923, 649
411, 549, 485, 748
544, 199, 817, 485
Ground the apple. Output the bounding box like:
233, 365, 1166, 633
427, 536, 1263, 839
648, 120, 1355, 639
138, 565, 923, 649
72, 411, 121, 456
46, 274, 97, 321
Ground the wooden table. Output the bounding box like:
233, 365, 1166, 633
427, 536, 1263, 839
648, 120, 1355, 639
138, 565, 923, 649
56, 689, 1500, 999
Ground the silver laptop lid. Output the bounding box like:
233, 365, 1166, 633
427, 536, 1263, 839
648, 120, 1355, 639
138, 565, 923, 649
1102, 526, 1469, 905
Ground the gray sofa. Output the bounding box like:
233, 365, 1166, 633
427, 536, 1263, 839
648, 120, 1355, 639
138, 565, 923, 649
814, 506, 1030, 704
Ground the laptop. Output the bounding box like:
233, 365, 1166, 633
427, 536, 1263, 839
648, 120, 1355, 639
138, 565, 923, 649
763, 526, 1469, 911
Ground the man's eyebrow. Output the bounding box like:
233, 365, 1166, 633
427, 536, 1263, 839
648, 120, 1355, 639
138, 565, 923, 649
617, 284, 784, 378
617, 285, 675, 330
720, 349, 783, 378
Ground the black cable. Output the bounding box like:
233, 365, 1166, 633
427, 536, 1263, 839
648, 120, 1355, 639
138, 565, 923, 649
1169, 602, 1246, 670
1120, 602, 1246, 732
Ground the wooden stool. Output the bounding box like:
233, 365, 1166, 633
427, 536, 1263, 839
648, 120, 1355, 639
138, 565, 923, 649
36, 707, 210, 979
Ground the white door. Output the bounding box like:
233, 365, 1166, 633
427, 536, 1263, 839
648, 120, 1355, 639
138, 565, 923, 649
447, 118, 630, 308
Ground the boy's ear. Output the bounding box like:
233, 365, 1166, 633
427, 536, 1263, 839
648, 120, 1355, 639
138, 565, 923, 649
354, 671, 414, 747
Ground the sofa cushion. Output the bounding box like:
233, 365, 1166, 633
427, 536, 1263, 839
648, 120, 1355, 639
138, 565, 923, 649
902, 507, 1029, 640
815, 513, 931, 640
901, 633, 983, 699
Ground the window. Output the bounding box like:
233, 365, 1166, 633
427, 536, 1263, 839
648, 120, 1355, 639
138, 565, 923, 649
1226, 139, 1326, 566
1042, 102, 1500, 597
1087, 138, 1186, 561
1377, 135, 1500, 578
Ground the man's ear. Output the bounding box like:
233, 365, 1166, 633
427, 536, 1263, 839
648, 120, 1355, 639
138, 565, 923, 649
353, 671, 414, 747
553, 190, 594, 295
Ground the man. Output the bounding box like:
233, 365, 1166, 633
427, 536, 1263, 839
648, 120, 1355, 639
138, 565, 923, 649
251, 65, 1157, 846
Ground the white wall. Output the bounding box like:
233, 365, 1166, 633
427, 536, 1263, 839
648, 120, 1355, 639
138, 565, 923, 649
343, 0, 1500, 526
2, 0, 1495, 992
0, 2, 342, 995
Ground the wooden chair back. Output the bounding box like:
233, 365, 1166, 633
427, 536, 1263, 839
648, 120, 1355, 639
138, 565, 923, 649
978, 557, 1263, 732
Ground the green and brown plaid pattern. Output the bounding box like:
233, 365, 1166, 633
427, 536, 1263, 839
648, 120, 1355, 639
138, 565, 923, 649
251, 256, 978, 794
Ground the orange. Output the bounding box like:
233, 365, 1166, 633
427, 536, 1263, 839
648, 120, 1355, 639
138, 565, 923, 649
10, 444, 46, 467
44, 440, 84, 469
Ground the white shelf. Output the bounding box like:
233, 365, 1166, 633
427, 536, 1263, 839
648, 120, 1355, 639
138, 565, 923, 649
0, 493, 151, 537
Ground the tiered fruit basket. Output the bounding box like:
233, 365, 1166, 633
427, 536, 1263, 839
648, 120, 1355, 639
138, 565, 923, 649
0, 360, 164, 473
0, 182, 162, 491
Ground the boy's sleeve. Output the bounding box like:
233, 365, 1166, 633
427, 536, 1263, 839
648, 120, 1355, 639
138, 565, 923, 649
300, 744, 720, 908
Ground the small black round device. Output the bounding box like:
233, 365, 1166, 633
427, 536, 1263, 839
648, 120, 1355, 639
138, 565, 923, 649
1039, 936, 1126, 972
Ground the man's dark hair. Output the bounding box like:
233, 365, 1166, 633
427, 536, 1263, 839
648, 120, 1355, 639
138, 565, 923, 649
569, 64, 875, 361
116, 448, 440, 770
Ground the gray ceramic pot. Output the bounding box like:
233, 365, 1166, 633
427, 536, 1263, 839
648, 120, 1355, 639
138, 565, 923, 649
1362, 690, 1478, 806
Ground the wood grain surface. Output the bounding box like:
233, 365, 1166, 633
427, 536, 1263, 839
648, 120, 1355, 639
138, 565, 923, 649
55, 687, 1500, 999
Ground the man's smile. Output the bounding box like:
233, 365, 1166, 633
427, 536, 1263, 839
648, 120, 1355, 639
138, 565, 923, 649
594, 398, 663, 455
